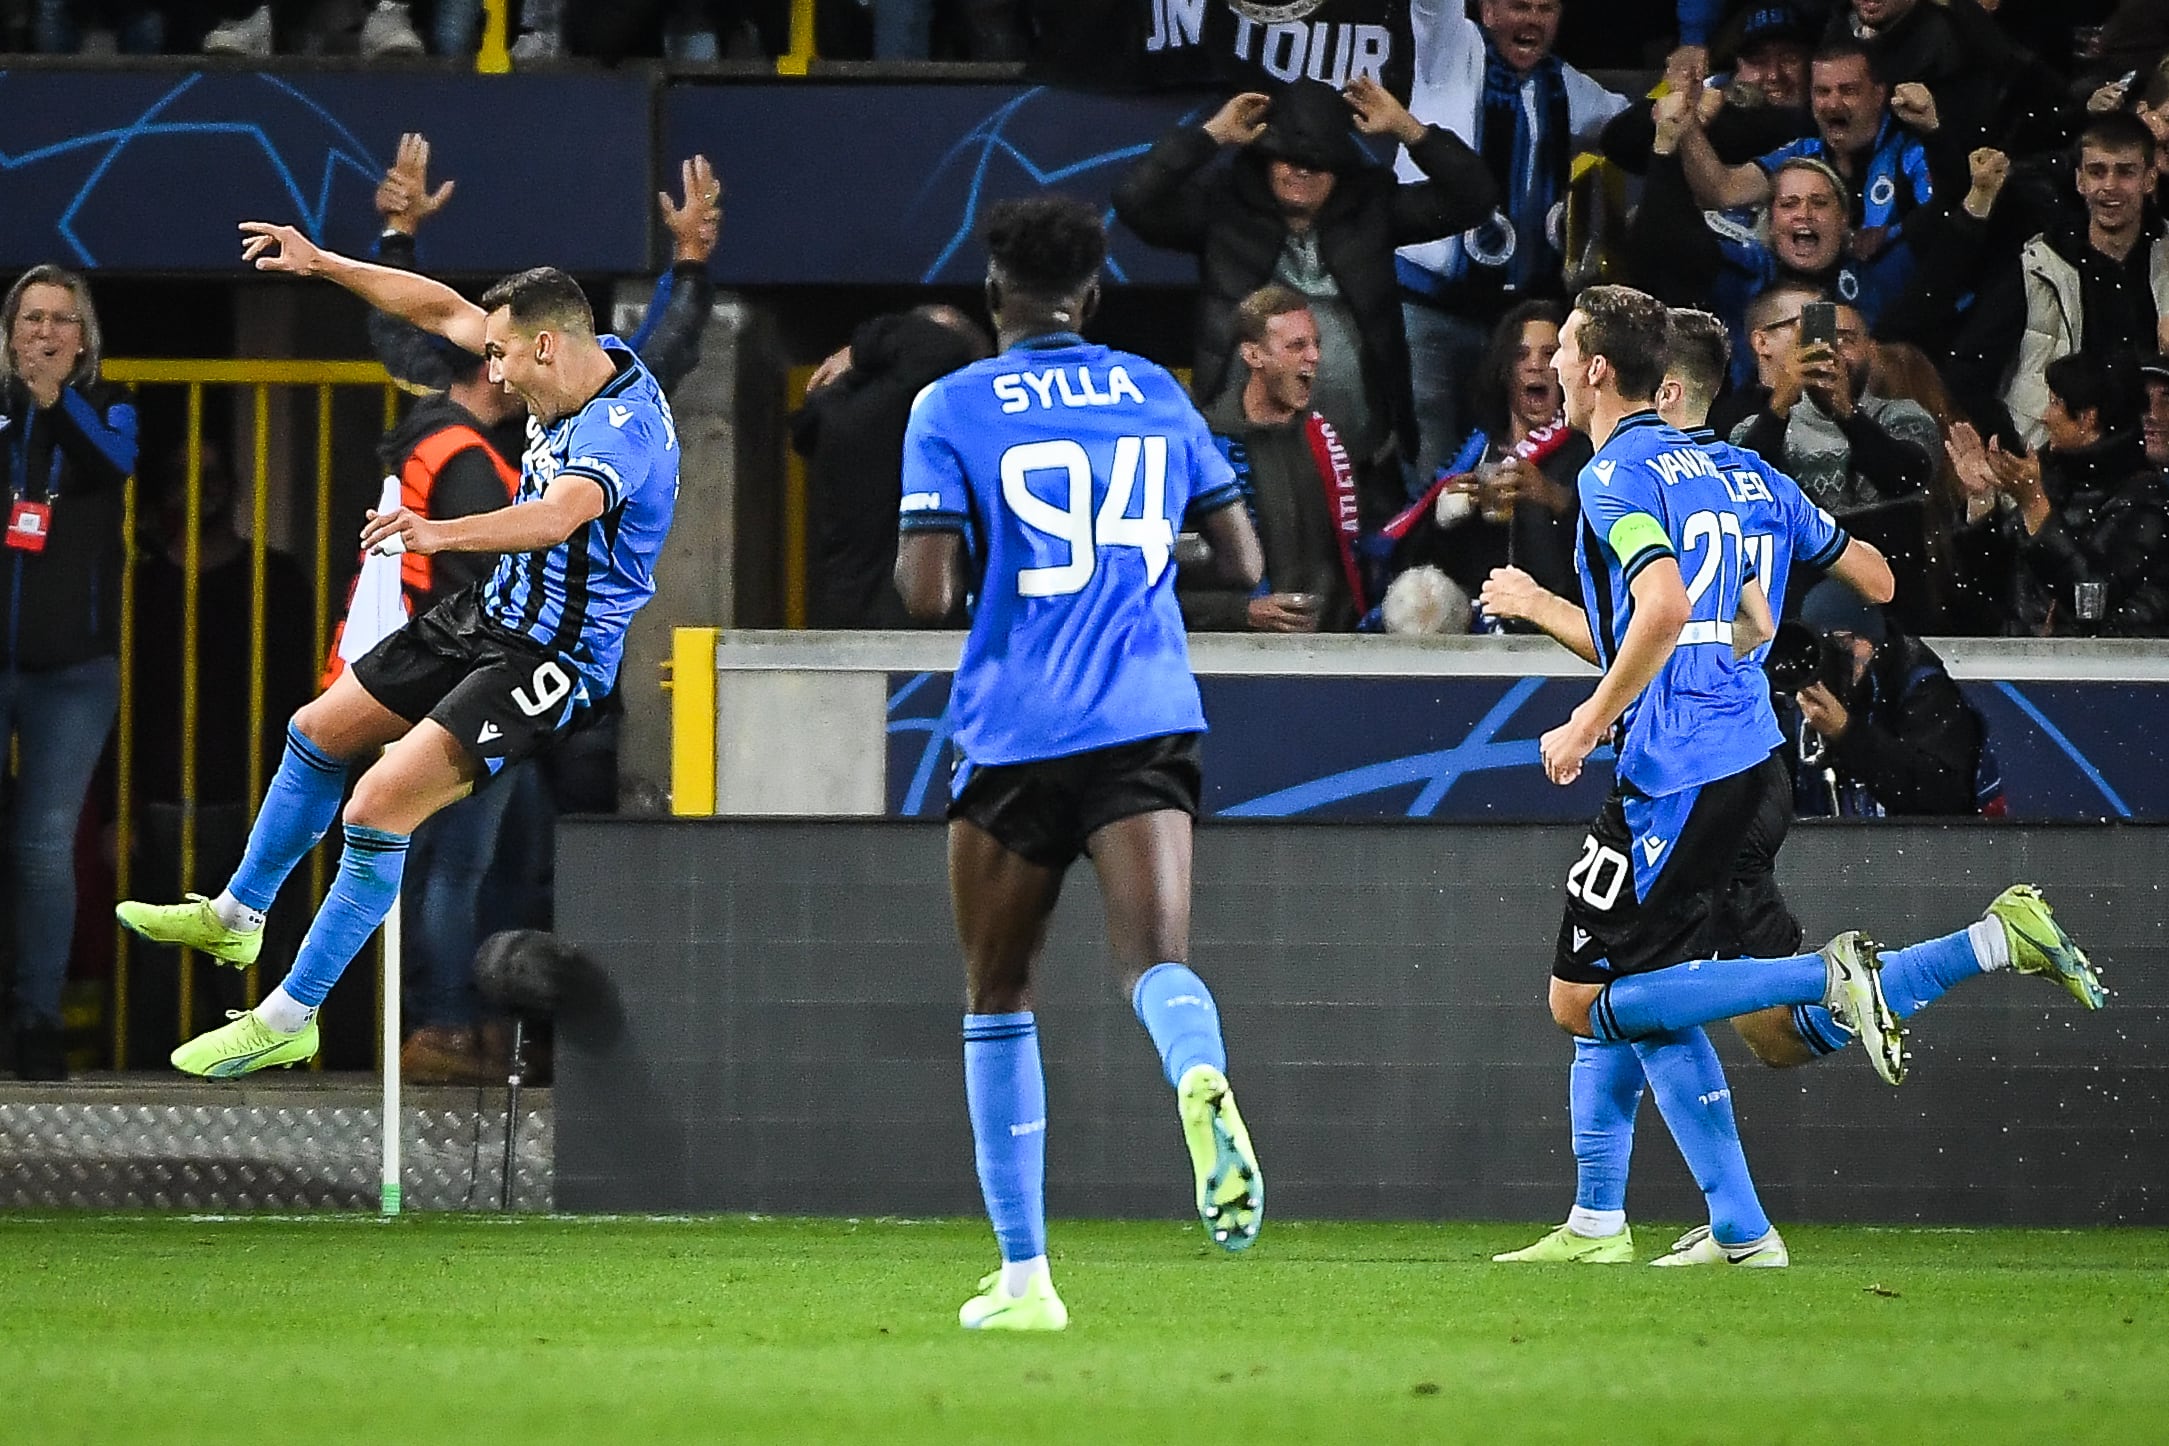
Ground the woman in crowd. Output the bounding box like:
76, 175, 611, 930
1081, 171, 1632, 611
0, 265, 136, 1080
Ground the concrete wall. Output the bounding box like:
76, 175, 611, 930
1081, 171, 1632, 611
607, 288, 782, 815
554, 819, 2166, 1226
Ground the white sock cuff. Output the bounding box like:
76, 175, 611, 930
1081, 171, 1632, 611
210, 890, 266, 934
254, 985, 316, 1036
999, 1256, 1048, 1298
1968, 916, 2011, 973
1565, 1207, 1627, 1238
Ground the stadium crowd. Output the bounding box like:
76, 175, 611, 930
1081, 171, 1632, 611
7, 0, 2167, 1076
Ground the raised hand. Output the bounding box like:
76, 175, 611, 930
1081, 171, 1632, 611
1204, 92, 1272, 147
1344, 74, 1425, 145
659, 154, 722, 265
239, 222, 324, 276
1890, 82, 1940, 135
379, 132, 456, 236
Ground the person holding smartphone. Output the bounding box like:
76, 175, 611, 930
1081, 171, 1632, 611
1728, 290, 1939, 519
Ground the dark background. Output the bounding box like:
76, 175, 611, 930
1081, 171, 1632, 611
556, 819, 2166, 1226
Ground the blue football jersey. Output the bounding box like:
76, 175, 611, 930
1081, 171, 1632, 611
898, 332, 1241, 766
480, 336, 679, 695
1574, 411, 1781, 796
1690, 426, 1850, 660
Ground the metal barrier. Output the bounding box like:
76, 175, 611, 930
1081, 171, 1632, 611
98, 359, 398, 1069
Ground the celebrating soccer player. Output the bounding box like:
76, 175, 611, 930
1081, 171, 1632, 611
1483, 286, 2099, 1266
894, 197, 1268, 1331
115, 223, 681, 1078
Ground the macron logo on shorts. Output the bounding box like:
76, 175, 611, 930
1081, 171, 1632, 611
478, 721, 502, 745
1641, 834, 1667, 866
1571, 927, 1591, 952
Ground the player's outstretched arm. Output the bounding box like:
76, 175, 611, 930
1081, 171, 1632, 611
1539, 559, 1689, 785
360, 475, 605, 558
1828, 537, 1896, 604
240, 222, 488, 354
895, 531, 964, 623
1481, 566, 1597, 665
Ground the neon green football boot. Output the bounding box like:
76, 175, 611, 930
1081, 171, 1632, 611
959, 1266, 1069, 1332
116, 894, 261, 968
1493, 1223, 1635, 1263
1177, 1064, 1263, 1251
171, 1011, 319, 1078
1987, 885, 2104, 1010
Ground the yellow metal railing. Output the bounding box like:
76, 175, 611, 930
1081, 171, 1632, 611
99, 358, 398, 1069
777, 0, 817, 75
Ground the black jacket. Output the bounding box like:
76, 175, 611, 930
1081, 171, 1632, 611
1112, 122, 1496, 466
1957, 431, 2169, 636
791, 312, 984, 629
1789, 631, 1982, 816
2, 374, 136, 670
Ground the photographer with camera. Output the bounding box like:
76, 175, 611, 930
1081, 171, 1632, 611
1770, 581, 1988, 817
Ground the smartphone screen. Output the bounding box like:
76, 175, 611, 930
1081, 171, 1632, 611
1799, 301, 1838, 351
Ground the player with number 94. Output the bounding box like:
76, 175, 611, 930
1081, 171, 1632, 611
894, 197, 1268, 1331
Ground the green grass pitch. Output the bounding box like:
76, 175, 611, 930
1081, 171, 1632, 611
6, 1215, 2164, 1445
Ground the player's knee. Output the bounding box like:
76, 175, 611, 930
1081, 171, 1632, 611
341, 773, 401, 835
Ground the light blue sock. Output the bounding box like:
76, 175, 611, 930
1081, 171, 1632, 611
1571, 1039, 1645, 1214
963, 1012, 1047, 1264
279, 824, 408, 1008
1792, 927, 1987, 1054
1633, 1027, 1772, 1248
227, 722, 349, 913
1591, 952, 1827, 1042
1131, 962, 1228, 1088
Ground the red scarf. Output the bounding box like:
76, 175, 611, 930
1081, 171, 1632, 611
1380, 415, 1576, 543
1301, 413, 1369, 614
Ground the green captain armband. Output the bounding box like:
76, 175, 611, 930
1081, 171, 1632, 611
1605, 512, 1674, 581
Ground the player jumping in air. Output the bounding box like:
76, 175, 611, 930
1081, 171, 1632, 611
895, 197, 1267, 1331
116, 222, 681, 1077
1491, 286, 2097, 1265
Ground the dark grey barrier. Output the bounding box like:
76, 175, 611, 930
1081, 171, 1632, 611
555, 820, 2165, 1226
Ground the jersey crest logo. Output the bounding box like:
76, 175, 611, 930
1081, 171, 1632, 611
608, 405, 633, 429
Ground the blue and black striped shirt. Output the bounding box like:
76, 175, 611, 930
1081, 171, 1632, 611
479, 336, 679, 693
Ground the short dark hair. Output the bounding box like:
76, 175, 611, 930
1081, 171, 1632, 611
984, 196, 1106, 299
1811, 35, 1883, 85
1745, 280, 1829, 334
1472, 299, 1568, 437
2080, 110, 2158, 165
478, 267, 594, 335
2045, 350, 2138, 434
1573, 285, 1670, 402
1665, 308, 1733, 409
1234, 285, 1313, 347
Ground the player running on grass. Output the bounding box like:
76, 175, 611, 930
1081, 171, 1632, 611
894, 197, 1267, 1332
1482, 304, 2102, 1266
1477, 285, 2097, 1268
116, 224, 680, 1077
